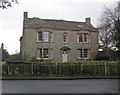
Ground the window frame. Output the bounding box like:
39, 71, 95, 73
83, 49, 88, 59
77, 33, 83, 43
37, 32, 42, 42
77, 49, 90, 59
37, 48, 42, 59
77, 49, 83, 59
37, 31, 53, 43
83, 33, 89, 43
37, 48, 50, 59
43, 48, 49, 59
43, 32, 49, 42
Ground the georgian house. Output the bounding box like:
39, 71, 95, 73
20, 12, 98, 62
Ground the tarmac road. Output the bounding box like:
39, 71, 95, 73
2, 79, 119, 93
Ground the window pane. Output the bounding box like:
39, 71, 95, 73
37, 32, 42, 42
84, 33, 88, 43
37, 48, 42, 59
43, 32, 49, 42
77, 33, 82, 43
63, 34, 67, 43
43, 48, 49, 58
84, 49, 88, 58
77, 49, 82, 59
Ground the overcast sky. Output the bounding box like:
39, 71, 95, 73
0, 0, 118, 54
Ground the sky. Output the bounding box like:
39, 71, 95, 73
0, 0, 118, 54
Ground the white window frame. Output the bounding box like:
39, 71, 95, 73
43, 48, 49, 59
83, 49, 88, 59
77, 33, 83, 43
43, 32, 49, 42
37, 48, 49, 59
77, 49, 90, 59
37, 32, 42, 42
77, 49, 83, 59
37, 48, 42, 59
37, 32, 52, 42
83, 33, 89, 43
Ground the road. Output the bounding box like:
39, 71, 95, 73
2, 79, 119, 93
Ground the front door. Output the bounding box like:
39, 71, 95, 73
62, 50, 67, 63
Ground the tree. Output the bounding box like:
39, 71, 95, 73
0, 0, 18, 9
114, 18, 120, 59
2, 49, 10, 61
0, 43, 10, 61
98, 1, 120, 60
6, 53, 21, 62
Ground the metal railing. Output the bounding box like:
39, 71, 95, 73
2, 62, 119, 77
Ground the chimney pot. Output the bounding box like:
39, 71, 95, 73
85, 17, 91, 24
24, 12, 28, 19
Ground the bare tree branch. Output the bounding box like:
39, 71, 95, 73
0, 0, 18, 9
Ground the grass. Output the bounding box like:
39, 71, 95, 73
0, 61, 6, 64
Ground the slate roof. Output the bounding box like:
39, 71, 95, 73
24, 17, 97, 31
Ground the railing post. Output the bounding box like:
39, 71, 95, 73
31, 63, 33, 75
105, 62, 107, 75
7, 64, 9, 75
81, 64, 83, 75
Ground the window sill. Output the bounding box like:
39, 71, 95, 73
37, 41, 53, 43
77, 42, 90, 44
37, 58, 50, 60
63, 42, 68, 44
77, 58, 90, 60
77, 42, 83, 44
77, 58, 83, 60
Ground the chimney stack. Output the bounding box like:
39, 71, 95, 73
24, 12, 28, 19
1, 43, 4, 50
85, 17, 91, 24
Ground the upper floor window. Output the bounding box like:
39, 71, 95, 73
77, 33, 90, 43
63, 33, 68, 43
37, 32, 53, 42
37, 32, 42, 42
77, 33, 82, 43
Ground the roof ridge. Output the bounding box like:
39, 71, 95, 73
29, 17, 85, 24
43, 18, 86, 23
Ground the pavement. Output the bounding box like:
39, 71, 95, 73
1, 76, 120, 80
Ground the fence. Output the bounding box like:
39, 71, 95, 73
2, 63, 120, 77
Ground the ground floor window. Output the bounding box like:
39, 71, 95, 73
77, 49, 90, 59
37, 48, 52, 59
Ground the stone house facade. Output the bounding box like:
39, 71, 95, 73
20, 12, 98, 62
